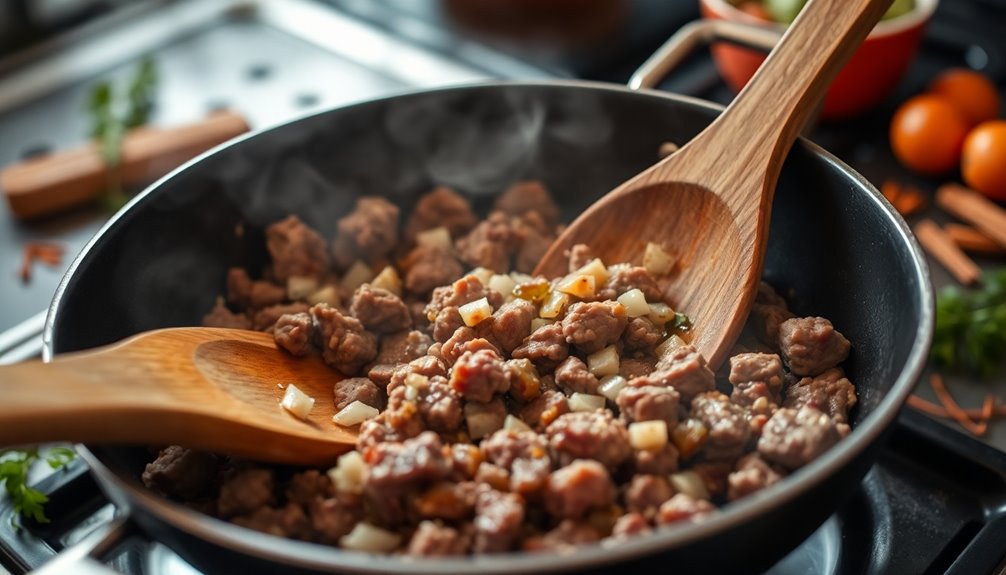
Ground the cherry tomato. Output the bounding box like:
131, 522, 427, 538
928, 68, 1001, 127
961, 120, 1006, 201
890, 94, 970, 175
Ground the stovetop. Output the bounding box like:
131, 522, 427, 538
1, 0, 1005, 573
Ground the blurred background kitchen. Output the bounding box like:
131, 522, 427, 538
0, 0, 1005, 573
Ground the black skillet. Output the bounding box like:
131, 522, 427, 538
38, 24, 933, 575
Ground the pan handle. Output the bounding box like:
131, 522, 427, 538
31, 515, 133, 574
628, 19, 781, 90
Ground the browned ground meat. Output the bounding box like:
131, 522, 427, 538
547, 411, 631, 470
623, 474, 673, 517
450, 349, 509, 402
473, 488, 525, 553
331, 197, 400, 269
554, 356, 600, 395
274, 312, 314, 356
784, 367, 858, 425
266, 215, 330, 282
405, 186, 478, 241
334, 377, 382, 411
617, 384, 680, 428
690, 391, 751, 462
142, 446, 217, 500
727, 453, 785, 501
778, 317, 851, 376
349, 284, 412, 334
490, 299, 536, 353
408, 521, 470, 556
402, 245, 465, 295
310, 304, 378, 374
512, 323, 569, 371
655, 493, 715, 525
189, 184, 857, 556
545, 460, 616, 519
758, 406, 841, 469
203, 298, 252, 330
253, 303, 310, 332
561, 301, 628, 355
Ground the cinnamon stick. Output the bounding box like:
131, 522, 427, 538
944, 223, 1005, 255
913, 219, 982, 286
936, 183, 1006, 249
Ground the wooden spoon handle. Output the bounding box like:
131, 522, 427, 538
681, 0, 891, 202
0, 353, 186, 447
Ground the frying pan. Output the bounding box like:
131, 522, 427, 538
37, 24, 932, 575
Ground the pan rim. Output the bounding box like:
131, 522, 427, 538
48, 78, 933, 573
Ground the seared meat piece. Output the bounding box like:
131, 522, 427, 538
758, 406, 841, 469
494, 180, 560, 226
456, 211, 517, 273
311, 303, 378, 374
727, 453, 785, 501
751, 304, 795, 350
784, 367, 858, 425
604, 266, 662, 302
566, 244, 594, 272
640, 344, 715, 404
202, 298, 251, 330
547, 411, 631, 470
690, 391, 751, 462
334, 377, 382, 411
561, 301, 628, 355
523, 520, 601, 552
142, 446, 217, 500
232, 503, 310, 540
490, 299, 537, 353
623, 474, 674, 517
365, 431, 451, 494
450, 349, 509, 402
622, 317, 663, 353
266, 215, 330, 282
274, 312, 314, 356
610, 512, 651, 538
633, 443, 680, 476
619, 357, 657, 379
519, 390, 570, 432
331, 197, 400, 269
512, 323, 569, 372
545, 460, 617, 519
402, 245, 464, 295
309, 496, 361, 544
227, 268, 286, 309
778, 316, 851, 376
252, 303, 310, 332
655, 493, 715, 525
404, 186, 478, 241
554, 355, 600, 395
617, 384, 680, 428
473, 488, 525, 553
729, 353, 784, 403
407, 521, 470, 556
218, 469, 275, 518
350, 284, 411, 334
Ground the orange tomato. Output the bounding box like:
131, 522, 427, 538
928, 68, 1001, 127
890, 94, 970, 175
737, 1, 773, 21
961, 120, 1006, 201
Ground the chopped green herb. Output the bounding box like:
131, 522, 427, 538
87, 55, 158, 211
0, 447, 76, 528
931, 267, 1006, 375
671, 312, 691, 332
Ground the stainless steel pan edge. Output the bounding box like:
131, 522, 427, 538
41, 80, 933, 574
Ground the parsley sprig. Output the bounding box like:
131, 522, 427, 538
931, 268, 1006, 375
0, 447, 76, 528
88, 55, 158, 212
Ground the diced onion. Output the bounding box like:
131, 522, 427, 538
509, 272, 534, 285
569, 393, 606, 412
556, 274, 595, 299
281, 384, 315, 420
587, 345, 620, 377
464, 402, 503, 440
371, 266, 402, 296
629, 420, 668, 451
287, 276, 319, 301
339, 522, 401, 552
647, 302, 675, 326
416, 226, 452, 250
606, 263, 631, 277
598, 375, 628, 402
540, 291, 570, 319
327, 451, 367, 495
574, 258, 609, 285
670, 470, 711, 501
405, 373, 429, 388
504, 414, 532, 432
459, 297, 492, 327
530, 318, 554, 332
658, 141, 679, 159
404, 386, 419, 401
307, 285, 341, 307
341, 261, 373, 292
617, 289, 649, 317
643, 242, 675, 276
655, 334, 687, 359
468, 267, 494, 285
333, 400, 379, 427
488, 274, 518, 301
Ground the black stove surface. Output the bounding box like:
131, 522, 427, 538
2, 411, 1004, 574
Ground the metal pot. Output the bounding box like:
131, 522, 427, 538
38, 28, 933, 575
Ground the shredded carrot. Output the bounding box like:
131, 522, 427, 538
930, 373, 985, 435
893, 185, 926, 216
908, 393, 1006, 420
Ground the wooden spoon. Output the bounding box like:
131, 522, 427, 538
0, 328, 354, 465
535, 0, 892, 369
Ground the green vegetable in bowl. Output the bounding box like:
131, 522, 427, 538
931, 267, 1006, 375
760, 0, 913, 24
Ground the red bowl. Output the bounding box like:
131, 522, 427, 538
700, 0, 937, 120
